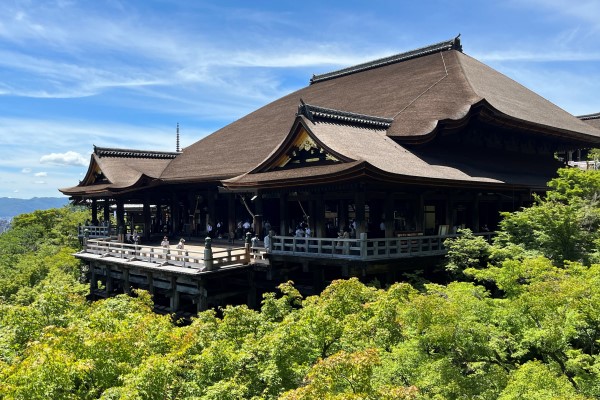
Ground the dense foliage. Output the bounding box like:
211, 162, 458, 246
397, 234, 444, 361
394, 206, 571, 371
2, 169, 600, 399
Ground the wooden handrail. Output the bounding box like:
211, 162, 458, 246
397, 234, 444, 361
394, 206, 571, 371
83, 239, 249, 270
270, 232, 494, 261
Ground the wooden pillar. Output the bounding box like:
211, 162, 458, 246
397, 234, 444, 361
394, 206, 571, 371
279, 193, 288, 235
122, 268, 130, 295
105, 266, 113, 297
171, 194, 181, 235
384, 195, 394, 238
228, 194, 236, 241
146, 272, 154, 296
143, 201, 151, 241
312, 265, 325, 294
91, 198, 98, 225
445, 193, 453, 227
196, 281, 208, 313
247, 270, 257, 309
315, 193, 326, 238
103, 199, 110, 224
339, 199, 349, 231
355, 189, 366, 237
90, 263, 97, 297
254, 193, 263, 237
417, 194, 424, 232
116, 200, 125, 230
116, 200, 125, 242
169, 276, 180, 313
207, 190, 216, 228
472, 193, 480, 232
155, 201, 163, 233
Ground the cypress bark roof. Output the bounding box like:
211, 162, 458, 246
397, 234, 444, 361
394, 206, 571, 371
579, 113, 600, 130
59, 147, 177, 196
224, 116, 560, 190
161, 38, 600, 184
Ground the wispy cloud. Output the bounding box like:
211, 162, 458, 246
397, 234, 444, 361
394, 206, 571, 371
40, 151, 87, 166
515, 0, 600, 31
475, 50, 600, 63
34, 172, 47, 177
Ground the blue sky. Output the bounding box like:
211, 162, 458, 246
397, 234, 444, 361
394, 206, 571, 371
1, 0, 599, 199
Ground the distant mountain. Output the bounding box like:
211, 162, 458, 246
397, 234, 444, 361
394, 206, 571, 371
0, 197, 70, 218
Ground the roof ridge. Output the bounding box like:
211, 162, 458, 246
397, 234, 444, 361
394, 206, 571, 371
310, 35, 462, 84
94, 145, 181, 159
578, 112, 600, 120
298, 101, 393, 128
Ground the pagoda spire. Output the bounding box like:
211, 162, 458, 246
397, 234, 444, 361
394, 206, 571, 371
176, 123, 180, 152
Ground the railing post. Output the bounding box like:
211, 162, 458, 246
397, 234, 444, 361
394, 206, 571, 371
83, 228, 90, 249
244, 232, 251, 264
204, 236, 214, 271
360, 232, 367, 259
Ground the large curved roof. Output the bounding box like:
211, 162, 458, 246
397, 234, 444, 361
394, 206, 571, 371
161, 37, 600, 184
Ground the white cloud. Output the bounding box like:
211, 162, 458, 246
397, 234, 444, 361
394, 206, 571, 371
40, 151, 86, 166
34, 171, 47, 177
34, 180, 46, 184
21, 167, 31, 173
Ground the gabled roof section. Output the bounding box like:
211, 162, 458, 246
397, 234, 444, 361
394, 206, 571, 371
59, 146, 178, 197
249, 113, 354, 174
578, 112, 600, 130
310, 35, 462, 84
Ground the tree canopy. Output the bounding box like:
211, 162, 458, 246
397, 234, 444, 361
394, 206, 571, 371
2, 169, 600, 399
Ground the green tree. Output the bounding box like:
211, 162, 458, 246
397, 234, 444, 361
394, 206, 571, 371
444, 228, 491, 277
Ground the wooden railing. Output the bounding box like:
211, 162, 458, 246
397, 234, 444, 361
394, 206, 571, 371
270, 233, 494, 261
82, 239, 248, 271
79, 225, 113, 238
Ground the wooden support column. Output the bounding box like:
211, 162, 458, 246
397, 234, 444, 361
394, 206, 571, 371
254, 193, 263, 238
122, 268, 130, 295
312, 265, 325, 294
384, 195, 394, 238
315, 193, 325, 238
91, 198, 98, 225
445, 193, 453, 227
105, 266, 113, 297
103, 199, 110, 224
228, 194, 236, 241
279, 193, 288, 235
417, 194, 424, 232
207, 190, 216, 228
90, 263, 97, 298
355, 189, 366, 237
247, 270, 257, 309
472, 193, 480, 232
196, 281, 208, 313
169, 276, 180, 313
339, 199, 348, 231
171, 194, 181, 235
116, 200, 125, 231
143, 200, 151, 241
146, 272, 154, 296
155, 201, 163, 233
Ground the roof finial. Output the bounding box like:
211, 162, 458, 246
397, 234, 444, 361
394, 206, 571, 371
176, 123, 180, 152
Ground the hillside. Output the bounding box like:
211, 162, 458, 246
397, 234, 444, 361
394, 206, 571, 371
0, 197, 69, 218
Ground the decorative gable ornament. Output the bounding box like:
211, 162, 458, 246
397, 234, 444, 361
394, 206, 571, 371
274, 128, 341, 169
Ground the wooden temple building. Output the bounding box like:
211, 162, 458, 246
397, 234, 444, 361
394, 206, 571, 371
61, 36, 600, 315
